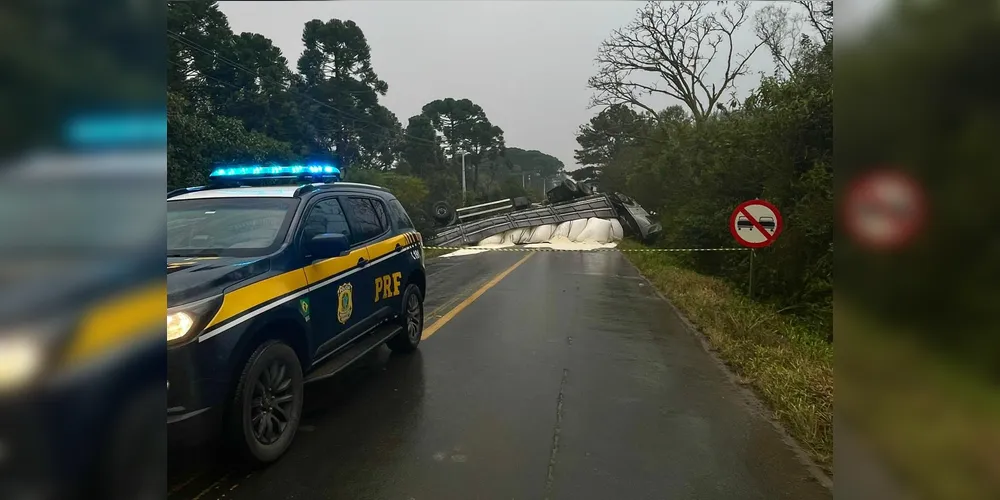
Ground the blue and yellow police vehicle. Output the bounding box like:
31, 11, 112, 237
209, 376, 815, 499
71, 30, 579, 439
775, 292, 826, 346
0, 114, 165, 500
167, 164, 426, 463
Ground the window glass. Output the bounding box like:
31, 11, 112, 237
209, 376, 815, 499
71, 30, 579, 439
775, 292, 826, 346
346, 197, 384, 242
388, 199, 414, 230
372, 198, 389, 230
301, 198, 351, 243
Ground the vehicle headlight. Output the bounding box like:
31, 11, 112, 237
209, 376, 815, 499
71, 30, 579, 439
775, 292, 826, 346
166, 311, 194, 342
0, 335, 46, 391
167, 295, 223, 346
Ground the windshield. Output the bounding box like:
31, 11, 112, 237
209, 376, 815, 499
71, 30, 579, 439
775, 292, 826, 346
167, 198, 298, 257
0, 178, 164, 254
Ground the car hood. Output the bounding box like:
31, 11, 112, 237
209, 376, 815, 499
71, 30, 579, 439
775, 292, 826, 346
0, 254, 163, 327
167, 256, 270, 308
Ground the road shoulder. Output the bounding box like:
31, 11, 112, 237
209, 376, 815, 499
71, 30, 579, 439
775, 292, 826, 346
618, 244, 833, 488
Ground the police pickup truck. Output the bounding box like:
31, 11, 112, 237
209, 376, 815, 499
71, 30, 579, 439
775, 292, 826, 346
167, 165, 426, 463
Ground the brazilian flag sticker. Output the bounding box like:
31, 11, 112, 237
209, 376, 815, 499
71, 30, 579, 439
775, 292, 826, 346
299, 297, 310, 321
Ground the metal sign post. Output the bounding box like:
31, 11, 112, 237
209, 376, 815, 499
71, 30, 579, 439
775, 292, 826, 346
730, 199, 781, 299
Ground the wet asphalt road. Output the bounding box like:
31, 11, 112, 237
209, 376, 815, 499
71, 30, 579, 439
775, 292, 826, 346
168, 251, 831, 500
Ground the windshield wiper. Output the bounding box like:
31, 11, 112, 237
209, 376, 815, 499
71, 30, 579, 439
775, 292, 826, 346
167, 251, 220, 258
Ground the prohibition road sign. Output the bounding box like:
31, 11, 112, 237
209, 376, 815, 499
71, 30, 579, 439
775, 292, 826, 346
843, 169, 926, 250
730, 199, 783, 248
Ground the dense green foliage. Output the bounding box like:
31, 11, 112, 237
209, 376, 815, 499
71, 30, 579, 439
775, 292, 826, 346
2, 0, 163, 156
167, 2, 564, 231
579, 2, 833, 335
836, 0, 1000, 368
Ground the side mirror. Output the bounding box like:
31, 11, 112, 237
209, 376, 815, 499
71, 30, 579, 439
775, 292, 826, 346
307, 233, 350, 260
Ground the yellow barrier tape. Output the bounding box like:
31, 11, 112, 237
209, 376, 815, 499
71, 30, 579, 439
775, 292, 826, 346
424, 246, 750, 252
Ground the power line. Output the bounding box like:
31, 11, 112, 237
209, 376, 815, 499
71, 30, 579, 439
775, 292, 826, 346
167, 30, 442, 147
169, 58, 372, 140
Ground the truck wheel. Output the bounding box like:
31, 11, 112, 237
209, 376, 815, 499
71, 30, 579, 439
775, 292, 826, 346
388, 284, 423, 353
227, 340, 303, 464
431, 201, 456, 225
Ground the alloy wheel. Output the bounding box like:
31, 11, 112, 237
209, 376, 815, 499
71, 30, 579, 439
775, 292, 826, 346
406, 293, 422, 342
250, 361, 295, 445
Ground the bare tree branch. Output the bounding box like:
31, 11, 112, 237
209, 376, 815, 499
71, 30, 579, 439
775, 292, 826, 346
754, 2, 830, 79
587, 1, 763, 125
753, 4, 804, 78
797, 1, 833, 45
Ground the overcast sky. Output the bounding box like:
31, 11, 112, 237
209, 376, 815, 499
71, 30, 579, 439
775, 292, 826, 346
219, 1, 860, 171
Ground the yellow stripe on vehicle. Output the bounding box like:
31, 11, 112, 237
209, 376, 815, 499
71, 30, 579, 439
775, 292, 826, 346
63, 281, 166, 364
366, 234, 410, 261
200, 235, 418, 334
205, 269, 309, 329
303, 247, 369, 285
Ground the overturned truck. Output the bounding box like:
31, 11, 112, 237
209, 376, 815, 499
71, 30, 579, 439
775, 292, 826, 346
426, 178, 661, 247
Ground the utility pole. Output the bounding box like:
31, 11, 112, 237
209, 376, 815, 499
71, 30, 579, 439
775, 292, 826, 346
460, 151, 469, 205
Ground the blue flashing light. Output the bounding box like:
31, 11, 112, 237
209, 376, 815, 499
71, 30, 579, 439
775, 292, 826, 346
64, 113, 166, 147
208, 164, 341, 179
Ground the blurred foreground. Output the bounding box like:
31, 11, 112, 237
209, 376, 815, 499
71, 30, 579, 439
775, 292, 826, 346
0, 1, 165, 499
837, 0, 1000, 498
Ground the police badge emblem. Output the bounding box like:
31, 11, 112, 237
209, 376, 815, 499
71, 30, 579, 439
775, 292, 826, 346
337, 282, 353, 324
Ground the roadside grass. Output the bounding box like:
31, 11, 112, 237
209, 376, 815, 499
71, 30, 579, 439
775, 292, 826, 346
618, 240, 833, 474
423, 246, 452, 259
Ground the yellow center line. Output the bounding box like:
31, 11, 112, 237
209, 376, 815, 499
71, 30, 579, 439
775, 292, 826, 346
426, 283, 479, 319
422, 253, 533, 340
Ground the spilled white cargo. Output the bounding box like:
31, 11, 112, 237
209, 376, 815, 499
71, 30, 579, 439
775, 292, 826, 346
438, 217, 623, 257
484, 217, 622, 247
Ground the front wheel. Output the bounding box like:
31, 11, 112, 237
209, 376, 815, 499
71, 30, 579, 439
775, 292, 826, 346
387, 284, 423, 353
227, 340, 303, 464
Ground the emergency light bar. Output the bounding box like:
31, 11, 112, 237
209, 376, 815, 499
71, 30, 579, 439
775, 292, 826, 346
207, 164, 341, 184
64, 113, 166, 148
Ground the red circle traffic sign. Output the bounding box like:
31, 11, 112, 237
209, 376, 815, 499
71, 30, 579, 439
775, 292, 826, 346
730, 199, 783, 248
843, 169, 926, 251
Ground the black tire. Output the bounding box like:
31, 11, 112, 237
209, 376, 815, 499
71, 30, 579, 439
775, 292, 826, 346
431, 201, 456, 225
227, 340, 304, 464
387, 284, 423, 353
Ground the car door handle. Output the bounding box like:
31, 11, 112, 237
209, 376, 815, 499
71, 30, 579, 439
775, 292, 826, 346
395, 243, 401, 251
357, 257, 368, 268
